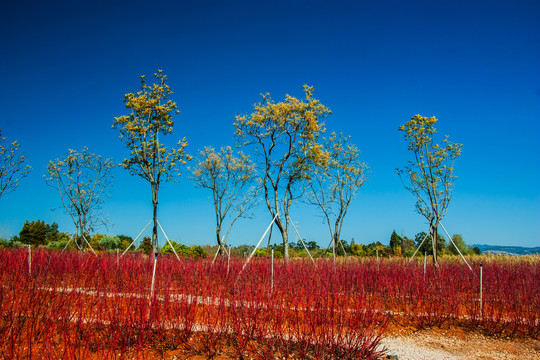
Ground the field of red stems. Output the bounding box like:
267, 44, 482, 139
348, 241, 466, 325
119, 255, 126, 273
0, 249, 538, 360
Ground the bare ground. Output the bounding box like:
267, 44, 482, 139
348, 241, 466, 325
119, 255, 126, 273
380, 327, 540, 360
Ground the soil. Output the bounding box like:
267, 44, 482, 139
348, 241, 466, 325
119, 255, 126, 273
126, 327, 540, 359
380, 326, 540, 360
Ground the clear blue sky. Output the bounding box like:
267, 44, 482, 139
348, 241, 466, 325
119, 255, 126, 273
1, 0, 539, 248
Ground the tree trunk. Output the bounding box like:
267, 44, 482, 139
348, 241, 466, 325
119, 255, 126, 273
274, 213, 290, 261
283, 230, 289, 260
152, 183, 159, 254
332, 232, 337, 263
431, 223, 439, 267
216, 226, 224, 255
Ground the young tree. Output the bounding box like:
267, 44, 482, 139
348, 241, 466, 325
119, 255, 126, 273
0, 129, 31, 198
46, 147, 114, 250
397, 115, 462, 266
113, 70, 191, 253
234, 85, 331, 260
307, 132, 368, 261
192, 146, 258, 255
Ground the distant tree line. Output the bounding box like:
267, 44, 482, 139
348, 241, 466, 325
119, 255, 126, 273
0, 220, 481, 259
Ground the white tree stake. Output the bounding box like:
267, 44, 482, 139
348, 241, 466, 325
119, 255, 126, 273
409, 232, 430, 262
211, 246, 220, 265
157, 220, 181, 262
62, 233, 77, 253
81, 234, 98, 256
148, 252, 158, 319
122, 219, 152, 257
227, 246, 231, 277
271, 249, 274, 292
480, 262, 483, 318
339, 239, 348, 257
290, 220, 315, 264
439, 221, 472, 272
424, 251, 427, 279
241, 212, 279, 272
28, 244, 31, 276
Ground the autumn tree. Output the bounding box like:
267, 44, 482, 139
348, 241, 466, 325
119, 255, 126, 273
307, 132, 368, 261
191, 146, 258, 255
0, 129, 31, 198
113, 70, 190, 253
397, 115, 462, 266
46, 147, 114, 250
235, 85, 330, 260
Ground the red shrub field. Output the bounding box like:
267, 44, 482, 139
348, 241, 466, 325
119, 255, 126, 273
0, 248, 538, 359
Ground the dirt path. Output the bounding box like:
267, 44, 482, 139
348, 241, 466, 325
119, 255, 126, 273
379, 328, 540, 360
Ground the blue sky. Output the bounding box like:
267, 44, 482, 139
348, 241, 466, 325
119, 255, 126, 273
1, 0, 539, 248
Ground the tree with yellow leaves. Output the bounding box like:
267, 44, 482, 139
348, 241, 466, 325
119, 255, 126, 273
113, 70, 190, 253
307, 132, 369, 262
46, 147, 114, 250
397, 115, 462, 266
235, 85, 330, 260
191, 146, 258, 256
0, 129, 31, 198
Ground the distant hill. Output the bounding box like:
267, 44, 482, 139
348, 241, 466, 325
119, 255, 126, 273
473, 244, 540, 256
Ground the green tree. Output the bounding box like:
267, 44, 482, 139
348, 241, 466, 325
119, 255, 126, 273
138, 236, 153, 254
350, 243, 365, 257
390, 230, 403, 255
401, 236, 416, 256
113, 70, 191, 253
46, 147, 114, 251
192, 146, 258, 255
19, 220, 48, 246
160, 240, 189, 256
448, 234, 471, 256
414, 231, 446, 256
117, 235, 134, 251
45, 222, 61, 243
0, 129, 31, 198
397, 115, 462, 266
235, 85, 330, 260
307, 132, 368, 262
365, 241, 389, 257
98, 235, 121, 251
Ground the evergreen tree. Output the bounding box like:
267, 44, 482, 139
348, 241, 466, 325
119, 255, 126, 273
19, 220, 48, 246
390, 230, 403, 255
